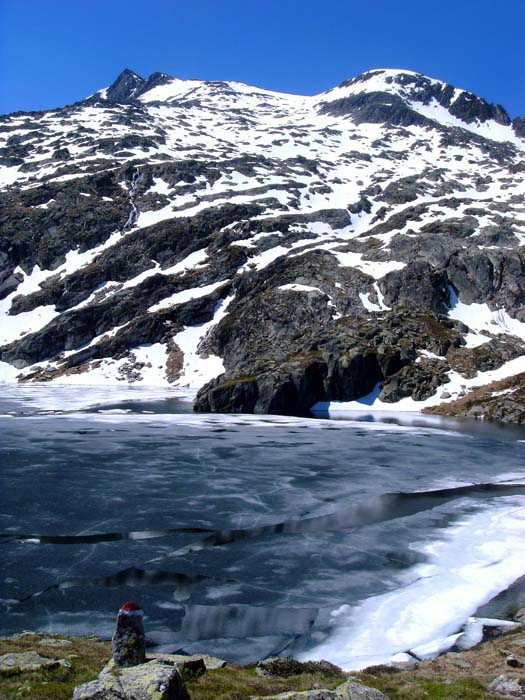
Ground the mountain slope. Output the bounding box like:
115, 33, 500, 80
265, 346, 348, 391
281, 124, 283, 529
1, 68, 524, 421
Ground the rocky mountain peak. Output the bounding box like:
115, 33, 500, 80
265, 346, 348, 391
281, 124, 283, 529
105, 68, 146, 103
321, 68, 513, 130
140, 72, 173, 94
102, 69, 175, 104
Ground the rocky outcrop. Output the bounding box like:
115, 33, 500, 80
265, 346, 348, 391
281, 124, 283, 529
425, 372, 525, 423
319, 92, 432, 127
513, 117, 525, 139
333, 69, 512, 126
150, 653, 226, 672
74, 604, 193, 700
195, 310, 467, 415
73, 659, 190, 700
105, 69, 147, 104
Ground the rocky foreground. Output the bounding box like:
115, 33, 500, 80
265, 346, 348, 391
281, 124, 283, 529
3, 626, 525, 700
1, 68, 525, 422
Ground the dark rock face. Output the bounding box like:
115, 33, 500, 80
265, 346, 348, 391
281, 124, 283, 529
0, 171, 128, 275
194, 311, 468, 416
1, 66, 524, 422
106, 69, 146, 104
336, 69, 512, 126
0, 263, 23, 300
320, 92, 432, 127
326, 71, 511, 126
513, 117, 525, 138
446, 92, 510, 126
196, 360, 328, 416
379, 360, 449, 403
381, 263, 449, 314
324, 350, 382, 401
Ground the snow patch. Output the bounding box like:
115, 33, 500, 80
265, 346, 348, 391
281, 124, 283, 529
331, 249, 405, 279
149, 280, 229, 312
278, 284, 325, 293
172, 295, 234, 388
149, 177, 173, 195
448, 287, 525, 341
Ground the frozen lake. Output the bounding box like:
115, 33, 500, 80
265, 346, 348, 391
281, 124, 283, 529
1, 383, 525, 668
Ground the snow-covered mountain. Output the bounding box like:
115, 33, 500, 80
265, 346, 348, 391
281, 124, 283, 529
1, 68, 524, 421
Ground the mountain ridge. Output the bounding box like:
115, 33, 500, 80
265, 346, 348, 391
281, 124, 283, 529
88, 67, 524, 138
0, 67, 524, 421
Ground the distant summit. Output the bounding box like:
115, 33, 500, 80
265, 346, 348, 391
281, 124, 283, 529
323, 68, 513, 130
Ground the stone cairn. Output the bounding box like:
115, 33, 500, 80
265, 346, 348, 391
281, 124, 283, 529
111, 601, 146, 667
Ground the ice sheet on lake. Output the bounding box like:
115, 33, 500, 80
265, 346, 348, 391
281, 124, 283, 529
302, 495, 525, 670
0, 383, 192, 414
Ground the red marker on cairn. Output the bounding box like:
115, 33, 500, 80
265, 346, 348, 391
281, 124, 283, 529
112, 601, 146, 667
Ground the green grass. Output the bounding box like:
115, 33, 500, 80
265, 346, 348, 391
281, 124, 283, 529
185, 666, 345, 700
185, 668, 493, 700
0, 635, 500, 700
221, 374, 258, 388
0, 634, 111, 700
357, 674, 489, 700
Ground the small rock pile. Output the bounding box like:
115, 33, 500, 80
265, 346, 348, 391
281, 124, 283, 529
74, 602, 191, 700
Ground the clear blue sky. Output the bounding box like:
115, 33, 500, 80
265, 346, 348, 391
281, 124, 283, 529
1, 0, 524, 117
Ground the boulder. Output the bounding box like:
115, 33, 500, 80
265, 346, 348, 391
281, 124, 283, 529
73, 659, 190, 700
38, 637, 74, 648
486, 674, 525, 698
507, 655, 524, 669
0, 651, 72, 675
149, 652, 226, 671
102, 655, 206, 679
335, 682, 390, 700
251, 679, 389, 699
